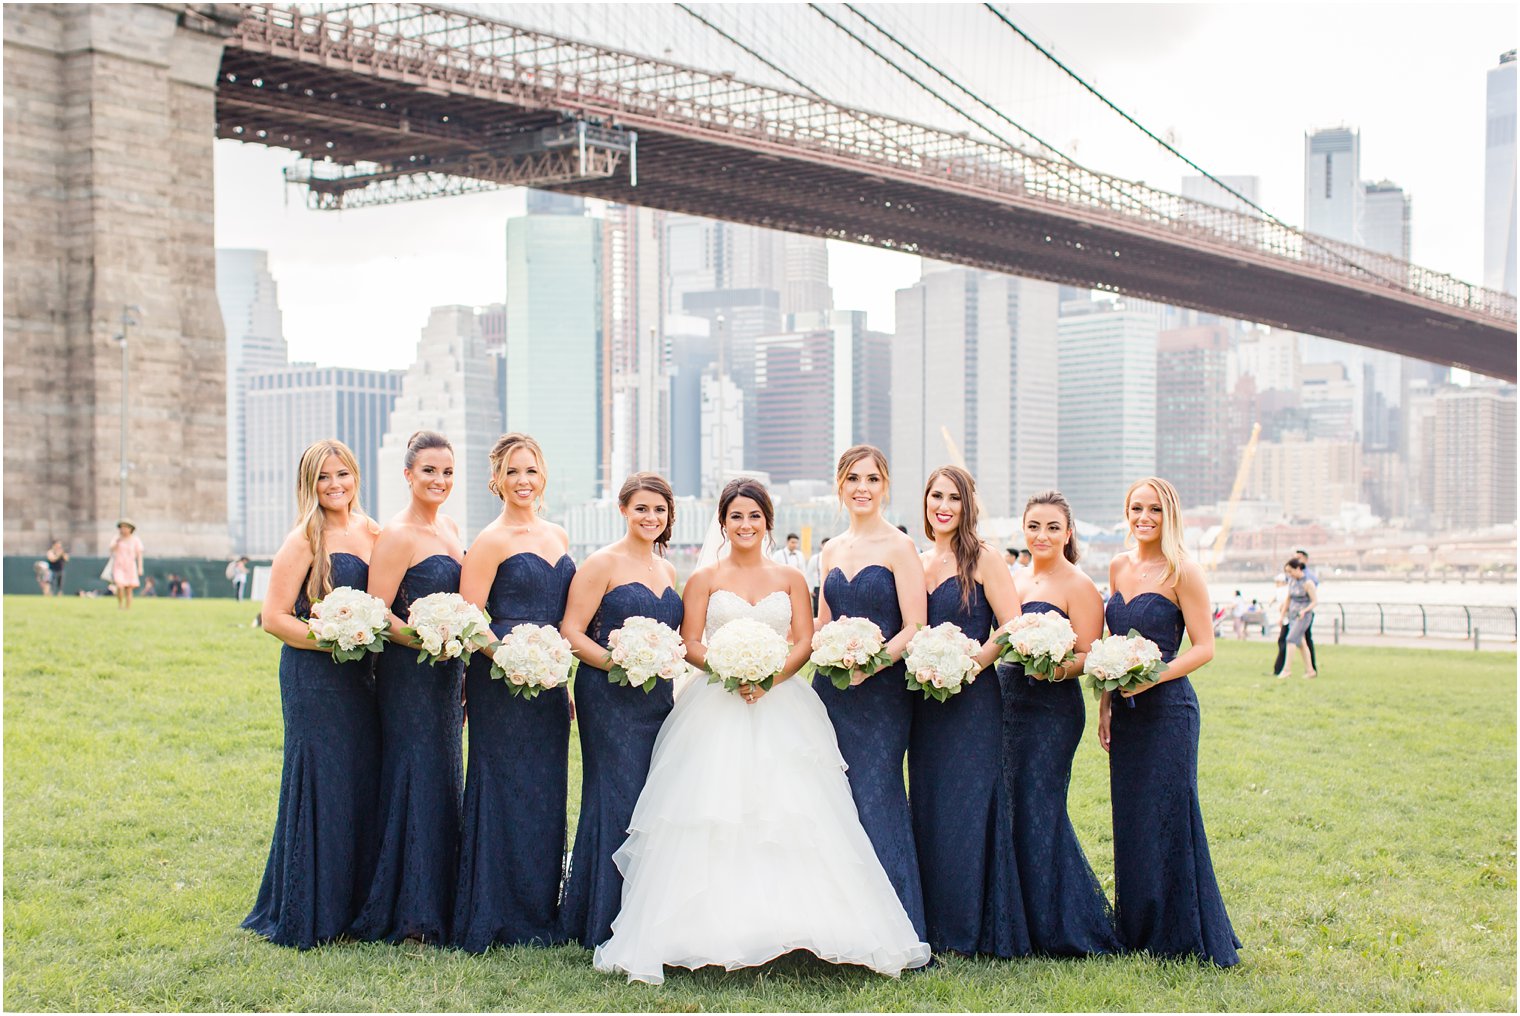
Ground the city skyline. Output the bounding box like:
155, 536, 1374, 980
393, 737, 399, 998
212, 5, 1514, 375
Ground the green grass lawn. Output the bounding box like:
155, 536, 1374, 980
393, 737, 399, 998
3, 596, 1515, 1011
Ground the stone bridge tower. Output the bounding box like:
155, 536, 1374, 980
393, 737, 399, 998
4, 3, 240, 557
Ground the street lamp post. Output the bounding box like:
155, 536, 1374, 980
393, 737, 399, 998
715, 313, 726, 496
113, 305, 142, 521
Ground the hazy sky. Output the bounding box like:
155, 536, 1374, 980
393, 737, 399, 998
214, 3, 1516, 371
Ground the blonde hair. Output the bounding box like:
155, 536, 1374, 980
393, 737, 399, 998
294, 439, 369, 604
1123, 476, 1185, 587
487, 432, 547, 510
835, 444, 891, 506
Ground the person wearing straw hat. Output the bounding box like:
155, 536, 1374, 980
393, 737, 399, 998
108, 519, 144, 610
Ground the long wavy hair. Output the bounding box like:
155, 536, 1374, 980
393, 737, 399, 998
487, 432, 547, 511
1123, 476, 1185, 587
923, 465, 983, 611
619, 471, 676, 553
1024, 489, 1081, 565
294, 439, 369, 604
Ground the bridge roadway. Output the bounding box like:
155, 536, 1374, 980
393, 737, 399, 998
217, 3, 1516, 380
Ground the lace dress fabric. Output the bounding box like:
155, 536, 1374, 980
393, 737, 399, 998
908, 578, 1016, 956
593, 590, 930, 984
452, 553, 576, 952
1104, 592, 1241, 966
558, 582, 683, 949
996, 600, 1120, 956
813, 565, 926, 939
243, 553, 381, 948
349, 554, 465, 944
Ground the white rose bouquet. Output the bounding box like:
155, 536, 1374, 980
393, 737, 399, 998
996, 611, 1079, 681
904, 622, 983, 702
705, 617, 790, 694
605, 616, 687, 692
806, 616, 892, 690
1083, 629, 1166, 701
489, 623, 577, 700
307, 586, 390, 662
401, 591, 492, 665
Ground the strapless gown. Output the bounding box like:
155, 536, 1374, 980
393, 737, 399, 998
997, 600, 1120, 956
594, 589, 931, 984
349, 554, 465, 944
812, 565, 925, 939
1105, 591, 1240, 966
452, 553, 576, 952
558, 581, 682, 949
243, 552, 381, 948
908, 578, 1016, 957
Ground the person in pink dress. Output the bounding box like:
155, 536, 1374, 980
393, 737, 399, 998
109, 519, 144, 609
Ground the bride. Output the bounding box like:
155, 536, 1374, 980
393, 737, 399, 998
592, 478, 931, 984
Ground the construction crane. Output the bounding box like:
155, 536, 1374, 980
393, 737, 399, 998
1206, 423, 1262, 571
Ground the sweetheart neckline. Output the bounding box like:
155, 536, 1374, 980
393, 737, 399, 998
608, 580, 681, 600
502, 551, 574, 570
827, 563, 893, 584
709, 587, 790, 609
1109, 590, 1181, 612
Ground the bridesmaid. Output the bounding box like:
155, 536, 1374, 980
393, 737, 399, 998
452, 433, 575, 951
558, 472, 683, 949
349, 431, 466, 945
1099, 476, 1240, 966
999, 490, 1122, 955
910, 466, 1021, 957
243, 439, 381, 948
814, 444, 927, 939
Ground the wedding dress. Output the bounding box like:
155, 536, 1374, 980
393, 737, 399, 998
592, 588, 932, 984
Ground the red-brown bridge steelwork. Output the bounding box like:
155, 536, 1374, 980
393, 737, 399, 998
217, 2, 1517, 380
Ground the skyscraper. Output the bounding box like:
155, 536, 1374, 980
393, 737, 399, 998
753, 309, 889, 486
602, 204, 671, 488
893, 266, 1059, 519
376, 306, 502, 537
216, 249, 289, 551
505, 193, 603, 508
1157, 325, 1235, 508
1485, 50, 1517, 295
1304, 127, 1363, 245
1432, 382, 1517, 530
1057, 298, 1157, 525
243, 365, 403, 555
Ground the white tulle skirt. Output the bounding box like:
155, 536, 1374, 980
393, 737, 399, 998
591, 675, 932, 984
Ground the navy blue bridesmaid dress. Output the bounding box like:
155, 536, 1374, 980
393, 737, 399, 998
997, 600, 1121, 956
244, 553, 381, 948
452, 553, 576, 952
1104, 591, 1240, 966
349, 554, 465, 944
909, 577, 1015, 956
814, 565, 926, 939
557, 581, 682, 949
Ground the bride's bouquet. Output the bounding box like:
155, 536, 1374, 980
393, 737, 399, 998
401, 592, 492, 665
606, 616, 687, 692
307, 586, 389, 662
996, 611, 1079, 681
806, 616, 892, 690
1083, 630, 1165, 701
705, 617, 789, 694
489, 623, 577, 699
904, 622, 982, 702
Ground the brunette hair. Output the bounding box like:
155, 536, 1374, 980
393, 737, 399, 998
718, 477, 775, 536
1023, 489, 1082, 564
487, 432, 546, 508
293, 439, 370, 604
834, 444, 890, 503
1123, 476, 1186, 587
923, 465, 984, 611
403, 430, 452, 469
618, 472, 675, 553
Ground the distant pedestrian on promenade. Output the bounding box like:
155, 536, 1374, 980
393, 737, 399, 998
33, 559, 52, 596
1271, 551, 1320, 675
46, 540, 68, 596
773, 532, 805, 571
1275, 559, 1318, 679
1231, 590, 1247, 640
108, 520, 144, 610
230, 557, 251, 601
805, 537, 828, 612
